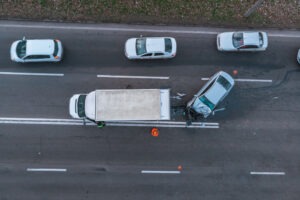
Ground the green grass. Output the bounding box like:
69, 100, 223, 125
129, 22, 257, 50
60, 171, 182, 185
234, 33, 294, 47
0, 0, 298, 28
38, 0, 47, 7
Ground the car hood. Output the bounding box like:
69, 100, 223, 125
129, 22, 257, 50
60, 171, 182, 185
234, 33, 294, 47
10, 41, 20, 61
125, 38, 137, 58
218, 32, 235, 50
191, 98, 212, 118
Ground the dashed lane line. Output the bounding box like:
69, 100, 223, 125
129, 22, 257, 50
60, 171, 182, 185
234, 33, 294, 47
0, 72, 64, 77
202, 77, 272, 83
97, 74, 169, 80
234, 78, 273, 83
250, 172, 285, 175
0, 71, 273, 83
141, 170, 181, 174
27, 168, 67, 172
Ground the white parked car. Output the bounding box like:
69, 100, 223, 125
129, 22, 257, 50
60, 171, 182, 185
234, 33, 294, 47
217, 31, 268, 51
10, 37, 63, 63
187, 71, 235, 118
125, 37, 177, 59
297, 49, 300, 64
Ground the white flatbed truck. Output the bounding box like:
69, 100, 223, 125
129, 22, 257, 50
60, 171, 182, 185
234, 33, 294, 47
69, 89, 170, 122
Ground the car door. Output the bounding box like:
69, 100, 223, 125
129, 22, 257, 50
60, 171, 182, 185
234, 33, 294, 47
141, 53, 153, 59
153, 52, 165, 59
238, 45, 259, 52
23, 55, 51, 62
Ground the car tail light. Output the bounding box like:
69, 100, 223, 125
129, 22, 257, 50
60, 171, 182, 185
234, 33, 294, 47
54, 56, 60, 59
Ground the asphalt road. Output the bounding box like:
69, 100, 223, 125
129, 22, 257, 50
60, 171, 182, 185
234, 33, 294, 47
0, 20, 300, 200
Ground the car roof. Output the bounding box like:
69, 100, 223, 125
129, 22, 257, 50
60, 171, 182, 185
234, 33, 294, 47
146, 38, 165, 53
204, 81, 227, 105
26, 39, 54, 56
204, 71, 234, 105
243, 32, 260, 46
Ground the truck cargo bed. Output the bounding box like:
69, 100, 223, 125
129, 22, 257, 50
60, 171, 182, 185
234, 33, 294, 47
94, 89, 170, 121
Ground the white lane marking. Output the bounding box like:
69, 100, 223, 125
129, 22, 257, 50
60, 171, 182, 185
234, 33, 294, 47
0, 23, 300, 38
0, 72, 64, 77
141, 170, 181, 174
0, 117, 219, 128
1, 23, 300, 38
234, 78, 272, 83
201, 77, 272, 83
0, 117, 94, 126
105, 123, 218, 128
27, 168, 67, 172
97, 74, 169, 80
268, 33, 300, 38
0, 23, 218, 34
250, 172, 285, 175
115, 120, 219, 125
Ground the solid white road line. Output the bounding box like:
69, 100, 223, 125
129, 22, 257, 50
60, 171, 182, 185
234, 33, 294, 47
1, 23, 300, 38
97, 74, 169, 80
268, 33, 300, 38
0, 23, 219, 35
113, 120, 219, 125
201, 77, 272, 83
0, 117, 219, 128
250, 172, 285, 175
0, 72, 64, 77
141, 170, 181, 174
105, 123, 218, 128
27, 168, 67, 172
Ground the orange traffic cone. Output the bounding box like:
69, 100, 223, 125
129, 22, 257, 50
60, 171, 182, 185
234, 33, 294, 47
151, 127, 159, 137
233, 70, 238, 75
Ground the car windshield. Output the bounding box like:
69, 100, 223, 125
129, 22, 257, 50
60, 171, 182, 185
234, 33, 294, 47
199, 96, 215, 110
258, 32, 263, 47
16, 40, 27, 58
136, 38, 147, 55
165, 38, 172, 53
53, 40, 59, 56
77, 95, 86, 118
232, 32, 244, 48
217, 76, 232, 90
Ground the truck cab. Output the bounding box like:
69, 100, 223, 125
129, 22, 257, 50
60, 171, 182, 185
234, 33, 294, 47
69, 94, 87, 119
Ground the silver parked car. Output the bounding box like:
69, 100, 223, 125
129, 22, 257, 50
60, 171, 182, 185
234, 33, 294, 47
187, 71, 235, 118
125, 37, 177, 60
217, 31, 268, 52
10, 37, 63, 63
297, 49, 300, 64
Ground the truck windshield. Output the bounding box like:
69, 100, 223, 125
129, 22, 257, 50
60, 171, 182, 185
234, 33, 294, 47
78, 95, 86, 118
